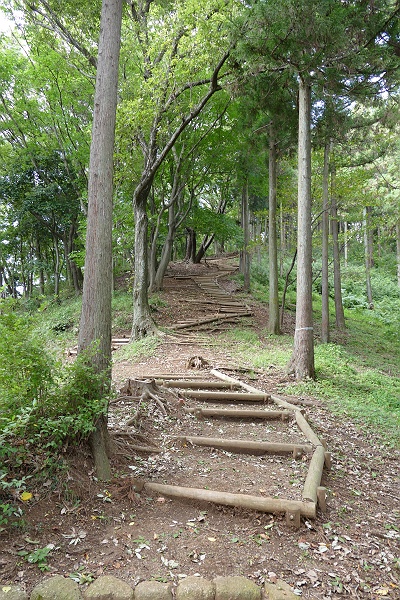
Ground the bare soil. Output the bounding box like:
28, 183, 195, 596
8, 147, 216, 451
1, 261, 399, 599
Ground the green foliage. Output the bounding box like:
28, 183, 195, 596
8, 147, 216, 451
113, 336, 161, 362
0, 306, 112, 530
340, 265, 400, 343
17, 545, 54, 572
189, 206, 243, 247
0, 309, 54, 416
284, 343, 399, 445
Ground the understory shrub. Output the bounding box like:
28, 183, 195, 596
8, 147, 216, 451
0, 306, 111, 530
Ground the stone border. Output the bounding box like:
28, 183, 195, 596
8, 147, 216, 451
1, 574, 302, 600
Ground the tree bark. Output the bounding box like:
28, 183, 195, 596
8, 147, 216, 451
321, 140, 330, 343
78, 0, 123, 481
194, 234, 215, 263
397, 219, 400, 289
131, 194, 158, 339
331, 163, 346, 329
52, 231, 60, 298
268, 123, 280, 334
152, 202, 176, 292
363, 206, 374, 308
240, 179, 251, 292
185, 228, 196, 262
289, 78, 315, 380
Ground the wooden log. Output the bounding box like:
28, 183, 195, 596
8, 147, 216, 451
144, 482, 316, 518
286, 509, 301, 528
161, 380, 239, 390
185, 407, 291, 420
183, 390, 270, 402
211, 369, 265, 395
140, 374, 206, 380
173, 312, 251, 330
317, 486, 327, 513
176, 435, 312, 456
302, 445, 326, 503
270, 394, 300, 411
324, 451, 332, 470
295, 410, 323, 446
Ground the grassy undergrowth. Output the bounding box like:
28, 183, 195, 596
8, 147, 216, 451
227, 255, 400, 447
225, 305, 400, 447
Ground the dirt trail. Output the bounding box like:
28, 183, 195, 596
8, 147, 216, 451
1, 261, 399, 599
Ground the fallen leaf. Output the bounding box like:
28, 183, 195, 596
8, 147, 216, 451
20, 492, 32, 502
375, 588, 389, 596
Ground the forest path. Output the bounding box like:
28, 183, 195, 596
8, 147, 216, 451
2, 261, 398, 599
108, 260, 399, 598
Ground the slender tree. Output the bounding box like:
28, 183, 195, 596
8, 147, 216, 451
77, 0, 123, 480
268, 121, 280, 334
289, 77, 315, 379
321, 140, 330, 343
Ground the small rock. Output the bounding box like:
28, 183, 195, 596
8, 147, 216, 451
214, 576, 261, 600
31, 576, 82, 600
176, 576, 215, 600
133, 581, 172, 600
84, 577, 133, 600
264, 580, 298, 600
0, 585, 28, 600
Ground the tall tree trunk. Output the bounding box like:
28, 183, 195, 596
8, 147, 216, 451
363, 206, 374, 308
344, 220, 348, 268
279, 202, 284, 277
240, 179, 251, 292
78, 0, 123, 481
131, 192, 158, 339
268, 123, 280, 335
289, 78, 315, 380
321, 141, 330, 343
396, 219, 400, 289
185, 228, 196, 262
194, 234, 215, 263
152, 202, 176, 292
331, 163, 346, 329
53, 232, 60, 298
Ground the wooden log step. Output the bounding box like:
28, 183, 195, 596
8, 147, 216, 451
172, 312, 251, 330
176, 435, 312, 457
185, 407, 292, 420
143, 482, 316, 519
141, 374, 207, 380
183, 390, 271, 402
302, 445, 326, 503
160, 380, 240, 389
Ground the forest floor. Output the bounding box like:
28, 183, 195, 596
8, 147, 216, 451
0, 260, 399, 599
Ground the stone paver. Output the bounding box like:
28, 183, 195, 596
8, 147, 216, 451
176, 576, 215, 600
133, 581, 172, 600
214, 576, 261, 600
0, 585, 28, 600
30, 576, 82, 600
84, 577, 133, 600
264, 580, 299, 600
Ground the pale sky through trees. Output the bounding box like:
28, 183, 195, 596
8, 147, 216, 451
0, 9, 13, 33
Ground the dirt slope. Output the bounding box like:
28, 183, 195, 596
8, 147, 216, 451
0, 261, 399, 599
